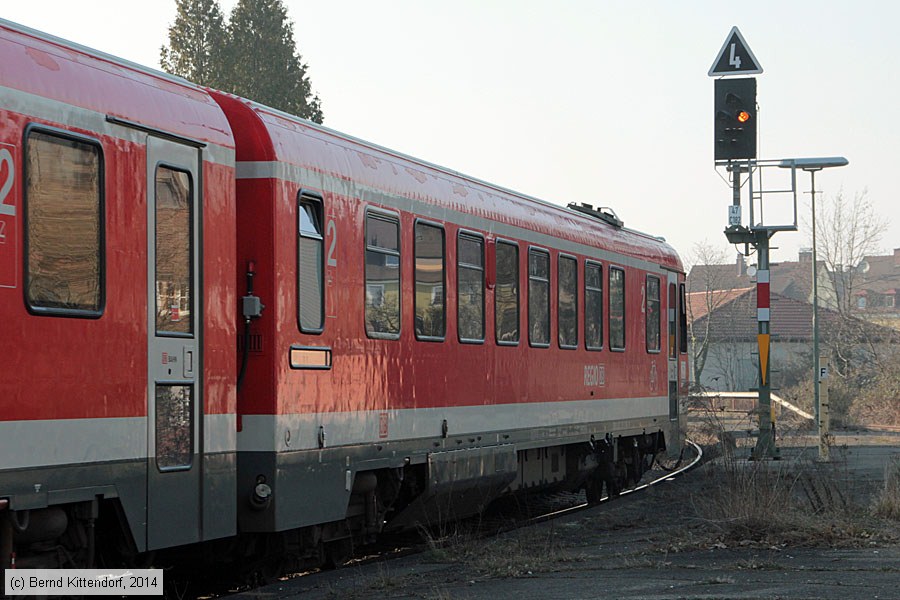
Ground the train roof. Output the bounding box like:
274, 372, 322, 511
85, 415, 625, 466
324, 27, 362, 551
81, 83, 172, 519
0, 18, 234, 150
214, 93, 683, 273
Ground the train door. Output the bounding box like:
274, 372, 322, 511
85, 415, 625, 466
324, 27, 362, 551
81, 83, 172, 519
667, 275, 679, 420
146, 136, 203, 550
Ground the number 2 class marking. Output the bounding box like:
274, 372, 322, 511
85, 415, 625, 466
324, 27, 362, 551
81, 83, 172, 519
326, 219, 337, 267
0, 148, 15, 217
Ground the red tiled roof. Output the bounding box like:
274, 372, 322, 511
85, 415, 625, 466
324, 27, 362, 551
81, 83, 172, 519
686, 287, 753, 322
687, 260, 824, 304
689, 288, 894, 342
856, 253, 900, 296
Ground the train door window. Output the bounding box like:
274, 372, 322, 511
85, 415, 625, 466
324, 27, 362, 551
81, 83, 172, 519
558, 254, 577, 348
297, 192, 324, 333
25, 129, 104, 316
609, 266, 625, 351
495, 240, 519, 344
679, 283, 688, 354
585, 261, 603, 350
365, 211, 401, 338
457, 232, 484, 343
668, 283, 677, 358
528, 248, 550, 347
155, 166, 193, 335
414, 221, 445, 340
646, 275, 661, 353
155, 384, 193, 470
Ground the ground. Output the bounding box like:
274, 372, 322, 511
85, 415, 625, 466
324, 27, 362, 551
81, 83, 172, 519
231, 433, 900, 600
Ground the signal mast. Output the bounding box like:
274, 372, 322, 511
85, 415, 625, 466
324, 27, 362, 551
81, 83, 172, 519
709, 27, 846, 460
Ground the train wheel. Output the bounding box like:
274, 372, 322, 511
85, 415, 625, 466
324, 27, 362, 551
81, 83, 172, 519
642, 451, 655, 474
625, 447, 643, 487
585, 479, 603, 504
322, 538, 353, 569
257, 556, 284, 585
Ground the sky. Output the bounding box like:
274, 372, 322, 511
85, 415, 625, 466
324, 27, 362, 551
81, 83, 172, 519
4, 1, 898, 269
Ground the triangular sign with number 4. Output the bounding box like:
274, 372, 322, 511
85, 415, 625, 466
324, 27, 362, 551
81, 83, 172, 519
709, 26, 763, 76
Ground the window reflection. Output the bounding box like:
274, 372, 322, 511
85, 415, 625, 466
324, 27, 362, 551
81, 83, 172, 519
458, 234, 484, 342
26, 131, 102, 312
610, 267, 625, 350
365, 213, 400, 337
156, 385, 193, 470
415, 222, 445, 339
529, 249, 550, 346
495, 242, 519, 343
558, 256, 577, 347
585, 262, 603, 350
155, 167, 192, 334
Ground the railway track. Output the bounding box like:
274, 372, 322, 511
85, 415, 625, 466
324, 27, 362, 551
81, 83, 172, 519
521, 438, 702, 526
178, 440, 703, 599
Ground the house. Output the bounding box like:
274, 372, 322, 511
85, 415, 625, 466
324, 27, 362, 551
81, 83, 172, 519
687, 251, 837, 309
849, 248, 900, 329
687, 288, 848, 391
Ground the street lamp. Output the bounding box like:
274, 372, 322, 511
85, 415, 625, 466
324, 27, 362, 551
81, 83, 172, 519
779, 157, 849, 459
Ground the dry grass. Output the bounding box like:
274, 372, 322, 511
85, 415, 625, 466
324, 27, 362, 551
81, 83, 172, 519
681, 403, 900, 550
681, 456, 894, 549
423, 523, 583, 578
872, 456, 900, 520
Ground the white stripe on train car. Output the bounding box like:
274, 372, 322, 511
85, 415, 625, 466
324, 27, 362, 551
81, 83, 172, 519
0, 84, 235, 166
237, 396, 669, 453
0, 414, 236, 470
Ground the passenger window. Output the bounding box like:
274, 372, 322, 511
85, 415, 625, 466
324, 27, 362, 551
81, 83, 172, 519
495, 241, 519, 344
155, 384, 193, 470
457, 233, 484, 342
528, 248, 550, 347
25, 130, 103, 315
646, 275, 661, 352
679, 283, 688, 354
668, 283, 677, 359
609, 267, 625, 351
585, 261, 603, 350
558, 255, 577, 348
365, 212, 400, 338
298, 193, 324, 333
414, 221, 445, 340
155, 166, 193, 335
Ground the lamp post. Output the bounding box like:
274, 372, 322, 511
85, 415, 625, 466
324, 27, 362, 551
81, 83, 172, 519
779, 157, 848, 459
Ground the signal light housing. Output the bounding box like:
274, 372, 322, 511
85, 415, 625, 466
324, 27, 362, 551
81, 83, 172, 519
714, 77, 757, 161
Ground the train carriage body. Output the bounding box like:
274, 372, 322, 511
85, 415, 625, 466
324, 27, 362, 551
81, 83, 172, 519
211, 93, 688, 538
0, 20, 238, 560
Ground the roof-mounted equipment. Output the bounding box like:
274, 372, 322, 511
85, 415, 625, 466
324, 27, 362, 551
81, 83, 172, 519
567, 203, 624, 228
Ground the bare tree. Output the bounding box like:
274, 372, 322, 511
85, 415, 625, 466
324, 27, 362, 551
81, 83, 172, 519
813, 189, 890, 377
815, 189, 887, 316
685, 240, 736, 388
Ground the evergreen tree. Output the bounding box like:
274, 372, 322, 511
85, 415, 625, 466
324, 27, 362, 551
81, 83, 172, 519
223, 0, 323, 122
160, 0, 228, 87
160, 0, 323, 123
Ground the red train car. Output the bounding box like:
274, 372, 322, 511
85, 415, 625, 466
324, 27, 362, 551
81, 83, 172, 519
210, 93, 688, 564
0, 19, 238, 564
0, 18, 688, 575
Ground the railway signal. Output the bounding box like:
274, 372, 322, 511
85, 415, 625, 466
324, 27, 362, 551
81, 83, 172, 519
711, 27, 850, 462
714, 77, 757, 161
710, 27, 777, 460
708, 26, 763, 77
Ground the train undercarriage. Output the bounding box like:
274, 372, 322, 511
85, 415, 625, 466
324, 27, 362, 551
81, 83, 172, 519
0, 429, 667, 585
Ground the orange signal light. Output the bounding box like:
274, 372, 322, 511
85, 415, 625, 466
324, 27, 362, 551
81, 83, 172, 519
737, 110, 751, 123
